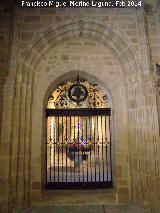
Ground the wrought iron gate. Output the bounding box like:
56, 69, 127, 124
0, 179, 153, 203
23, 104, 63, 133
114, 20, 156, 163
46, 108, 112, 189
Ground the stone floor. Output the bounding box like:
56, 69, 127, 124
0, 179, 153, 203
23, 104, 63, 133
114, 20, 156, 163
16, 190, 147, 213
18, 204, 147, 213
41, 189, 116, 204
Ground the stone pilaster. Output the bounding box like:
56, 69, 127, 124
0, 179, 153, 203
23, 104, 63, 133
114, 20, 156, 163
11, 75, 22, 208
23, 83, 32, 206
15, 82, 27, 208
0, 78, 15, 213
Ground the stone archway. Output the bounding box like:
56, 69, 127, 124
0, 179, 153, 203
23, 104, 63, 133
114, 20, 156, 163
31, 60, 128, 202
45, 77, 113, 189
0, 17, 159, 213
24, 21, 139, 203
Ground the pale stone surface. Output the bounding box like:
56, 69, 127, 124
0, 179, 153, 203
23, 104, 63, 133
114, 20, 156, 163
0, 2, 160, 213
15, 204, 147, 213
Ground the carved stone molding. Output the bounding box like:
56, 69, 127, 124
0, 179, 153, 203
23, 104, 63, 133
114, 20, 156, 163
144, 3, 154, 15
144, 1, 160, 15
143, 75, 157, 96
3, 78, 15, 98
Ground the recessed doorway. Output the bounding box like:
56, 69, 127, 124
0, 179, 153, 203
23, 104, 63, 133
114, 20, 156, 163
45, 76, 112, 189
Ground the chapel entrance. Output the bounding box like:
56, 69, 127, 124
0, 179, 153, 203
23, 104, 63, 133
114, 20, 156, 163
46, 76, 112, 189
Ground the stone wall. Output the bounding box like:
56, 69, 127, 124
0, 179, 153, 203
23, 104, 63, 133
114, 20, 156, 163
146, 1, 160, 122
32, 36, 128, 199
0, 3, 160, 213
0, 0, 14, 141
145, 6, 160, 212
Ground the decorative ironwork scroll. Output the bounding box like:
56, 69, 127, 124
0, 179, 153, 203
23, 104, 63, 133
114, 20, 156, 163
68, 83, 88, 105
48, 76, 110, 109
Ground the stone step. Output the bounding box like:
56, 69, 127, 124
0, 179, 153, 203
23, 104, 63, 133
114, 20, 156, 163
37, 189, 116, 205
18, 204, 147, 213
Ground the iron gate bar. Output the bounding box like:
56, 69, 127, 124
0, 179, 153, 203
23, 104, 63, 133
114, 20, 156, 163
53, 119, 56, 182
46, 108, 111, 117
74, 116, 76, 182
45, 182, 113, 190
101, 116, 104, 181
94, 116, 96, 182
82, 117, 84, 182
65, 116, 67, 182
49, 120, 52, 181
86, 118, 88, 182
105, 116, 109, 182
62, 116, 64, 182
109, 116, 112, 182
78, 116, 79, 182
89, 118, 92, 182
46, 108, 112, 189
69, 116, 72, 182
98, 117, 100, 182
57, 116, 60, 182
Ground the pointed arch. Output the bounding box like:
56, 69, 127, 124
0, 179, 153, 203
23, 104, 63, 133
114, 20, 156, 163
19, 19, 141, 84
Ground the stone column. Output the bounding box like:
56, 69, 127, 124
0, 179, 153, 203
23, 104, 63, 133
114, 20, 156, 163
0, 78, 15, 213
23, 83, 32, 207
128, 74, 160, 211
126, 77, 150, 205
11, 75, 21, 209
15, 82, 27, 208
9, 74, 32, 210
146, 89, 160, 212
156, 91, 160, 136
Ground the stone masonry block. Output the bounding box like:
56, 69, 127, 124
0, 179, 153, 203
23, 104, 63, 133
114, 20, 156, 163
24, 16, 40, 22
117, 187, 130, 202
128, 23, 137, 29
21, 32, 34, 41
32, 181, 41, 190
126, 30, 137, 37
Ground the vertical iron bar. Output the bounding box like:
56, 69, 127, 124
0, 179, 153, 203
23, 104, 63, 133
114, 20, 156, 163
105, 116, 108, 181
49, 118, 52, 182
65, 116, 68, 182
97, 116, 101, 182
86, 117, 88, 182
62, 116, 64, 182
89, 116, 92, 182
81, 117, 84, 182
101, 116, 105, 182
70, 116, 72, 182
78, 116, 80, 182
53, 118, 56, 182
46, 118, 47, 183
93, 116, 96, 182
50, 118, 53, 182
46, 117, 48, 182
57, 116, 60, 182
109, 116, 112, 182
74, 116, 76, 182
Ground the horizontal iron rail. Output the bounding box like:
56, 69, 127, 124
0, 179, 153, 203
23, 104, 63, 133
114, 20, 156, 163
46, 108, 111, 117
45, 181, 112, 190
